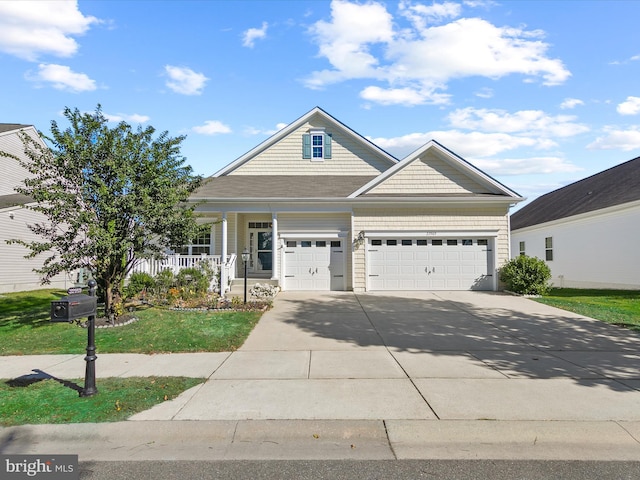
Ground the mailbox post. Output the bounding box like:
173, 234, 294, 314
50, 279, 99, 397
82, 279, 98, 397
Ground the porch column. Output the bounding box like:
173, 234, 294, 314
221, 212, 228, 295
271, 212, 278, 281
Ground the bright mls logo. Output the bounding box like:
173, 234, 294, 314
1, 455, 78, 479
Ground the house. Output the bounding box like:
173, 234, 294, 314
190, 107, 523, 293
0, 124, 75, 293
510, 156, 640, 290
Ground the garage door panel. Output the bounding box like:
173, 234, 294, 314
368, 238, 493, 291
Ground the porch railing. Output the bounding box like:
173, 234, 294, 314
130, 253, 237, 293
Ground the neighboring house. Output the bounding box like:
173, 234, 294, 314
510, 156, 640, 290
190, 107, 523, 292
0, 124, 75, 293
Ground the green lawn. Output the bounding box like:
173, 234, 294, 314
534, 288, 640, 331
0, 288, 265, 425
0, 376, 203, 426
0, 289, 263, 355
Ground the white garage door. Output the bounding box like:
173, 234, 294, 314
368, 238, 492, 291
283, 239, 345, 290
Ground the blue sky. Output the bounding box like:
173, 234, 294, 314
2, 0, 640, 208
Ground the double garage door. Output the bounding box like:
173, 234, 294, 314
283, 239, 345, 291
368, 237, 493, 291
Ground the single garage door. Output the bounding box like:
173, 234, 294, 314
368, 237, 493, 290
283, 239, 345, 290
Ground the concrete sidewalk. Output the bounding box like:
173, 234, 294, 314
2, 291, 640, 460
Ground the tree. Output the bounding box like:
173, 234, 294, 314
1, 106, 203, 317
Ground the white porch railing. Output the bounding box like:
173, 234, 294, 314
130, 253, 237, 293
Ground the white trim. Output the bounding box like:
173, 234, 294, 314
364, 230, 499, 238
280, 231, 347, 239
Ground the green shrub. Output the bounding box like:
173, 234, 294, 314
123, 272, 155, 300
154, 269, 175, 297
176, 267, 210, 298
500, 255, 552, 295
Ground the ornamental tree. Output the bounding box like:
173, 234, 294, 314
2, 106, 203, 317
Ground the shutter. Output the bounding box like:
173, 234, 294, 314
302, 133, 311, 159
324, 133, 332, 159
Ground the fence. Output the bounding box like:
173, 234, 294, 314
130, 253, 237, 293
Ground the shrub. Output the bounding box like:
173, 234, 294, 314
123, 272, 155, 300
500, 255, 552, 295
176, 267, 211, 298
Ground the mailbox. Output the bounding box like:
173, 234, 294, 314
51, 293, 97, 322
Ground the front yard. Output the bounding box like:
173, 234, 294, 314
533, 288, 640, 331
0, 289, 264, 355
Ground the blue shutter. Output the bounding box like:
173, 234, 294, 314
324, 133, 332, 159
302, 134, 311, 159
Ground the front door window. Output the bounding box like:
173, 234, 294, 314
248, 222, 272, 273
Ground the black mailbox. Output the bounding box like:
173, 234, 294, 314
51, 293, 97, 322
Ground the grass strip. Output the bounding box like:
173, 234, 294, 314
534, 288, 640, 331
0, 376, 203, 426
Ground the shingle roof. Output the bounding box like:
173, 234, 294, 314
191, 175, 377, 199
0, 124, 31, 134
511, 156, 640, 230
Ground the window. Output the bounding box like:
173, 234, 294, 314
432, 239, 443, 246
302, 131, 332, 160
331, 241, 341, 248
301, 241, 312, 247
316, 241, 326, 247
545, 237, 553, 261
462, 239, 473, 246
387, 239, 398, 246
249, 222, 272, 229
447, 239, 458, 246
402, 239, 412, 246
417, 239, 427, 246
179, 232, 211, 255
478, 239, 488, 246
371, 239, 382, 246
286, 241, 297, 248
519, 241, 526, 256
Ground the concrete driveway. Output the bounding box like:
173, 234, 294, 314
132, 290, 640, 423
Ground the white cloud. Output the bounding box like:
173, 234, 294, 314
27, 63, 96, 92
242, 22, 268, 48
0, 0, 99, 61
475, 87, 494, 99
370, 130, 553, 160
104, 112, 150, 124
305, 0, 570, 105
617, 96, 640, 115
164, 65, 208, 95
448, 107, 589, 137
560, 98, 584, 109
473, 156, 582, 175
587, 126, 640, 151
360, 85, 450, 106
193, 120, 232, 135
244, 122, 288, 136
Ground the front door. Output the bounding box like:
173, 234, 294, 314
248, 226, 272, 273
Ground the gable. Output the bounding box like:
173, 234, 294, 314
364, 150, 494, 196
217, 108, 397, 177
352, 140, 521, 200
